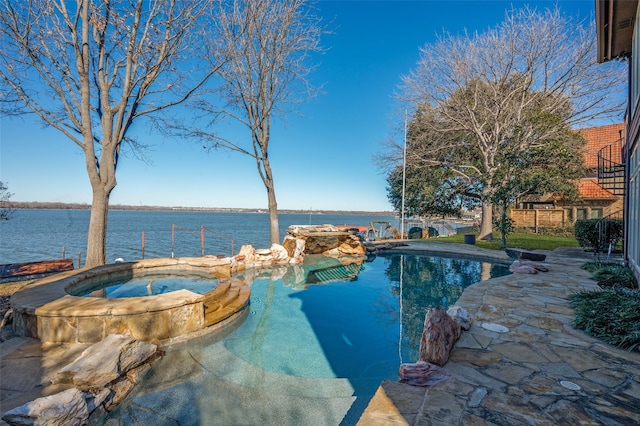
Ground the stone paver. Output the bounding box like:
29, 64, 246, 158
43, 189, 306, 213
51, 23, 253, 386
358, 243, 640, 426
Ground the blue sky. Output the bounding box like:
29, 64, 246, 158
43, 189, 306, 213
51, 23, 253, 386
0, 0, 600, 212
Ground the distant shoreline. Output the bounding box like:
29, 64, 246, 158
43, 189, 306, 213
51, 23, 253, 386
1, 201, 395, 216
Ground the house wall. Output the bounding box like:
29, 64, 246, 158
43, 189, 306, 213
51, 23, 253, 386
627, 4, 640, 281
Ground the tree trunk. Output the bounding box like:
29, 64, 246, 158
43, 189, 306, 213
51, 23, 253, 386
500, 203, 507, 247
266, 174, 280, 246
478, 199, 494, 241
84, 187, 111, 268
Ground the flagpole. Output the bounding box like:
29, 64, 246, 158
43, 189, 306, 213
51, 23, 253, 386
398, 254, 404, 364
400, 110, 407, 240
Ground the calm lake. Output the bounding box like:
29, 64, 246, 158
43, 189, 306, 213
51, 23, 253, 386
0, 209, 398, 265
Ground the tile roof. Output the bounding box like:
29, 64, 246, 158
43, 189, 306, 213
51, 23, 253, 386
577, 178, 618, 200
578, 123, 624, 168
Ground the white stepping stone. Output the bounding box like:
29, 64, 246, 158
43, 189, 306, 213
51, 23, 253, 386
481, 322, 510, 333
560, 380, 581, 391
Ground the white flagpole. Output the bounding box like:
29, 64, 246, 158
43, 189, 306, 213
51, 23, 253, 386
398, 254, 404, 364
400, 111, 407, 240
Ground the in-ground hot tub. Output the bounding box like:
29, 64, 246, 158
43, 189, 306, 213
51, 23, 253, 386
10, 257, 250, 345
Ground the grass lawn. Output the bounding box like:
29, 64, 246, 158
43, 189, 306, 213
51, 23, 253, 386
432, 233, 580, 251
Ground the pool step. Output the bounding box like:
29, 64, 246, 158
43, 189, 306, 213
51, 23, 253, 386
203, 277, 250, 326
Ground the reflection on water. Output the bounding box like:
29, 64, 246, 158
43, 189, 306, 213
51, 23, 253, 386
227, 252, 510, 377
105, 252, 510, 425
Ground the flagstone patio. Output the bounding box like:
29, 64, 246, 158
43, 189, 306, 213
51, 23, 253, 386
358, 243, 640, 425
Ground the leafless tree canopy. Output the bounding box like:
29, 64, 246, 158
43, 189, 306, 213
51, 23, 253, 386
189, 0, 325, 245
0, 0, 221, 266
398, 6, 626, 239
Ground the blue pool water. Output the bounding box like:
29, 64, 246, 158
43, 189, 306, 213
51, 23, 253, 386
226, 252, 510, 378
104, 252, 511, 425
70, 273, 220, 298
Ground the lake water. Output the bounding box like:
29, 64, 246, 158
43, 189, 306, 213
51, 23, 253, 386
0, 209, 398, 265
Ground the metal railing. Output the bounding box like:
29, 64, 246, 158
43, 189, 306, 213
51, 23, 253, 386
595, 210, 624, 260
597, 139, 625, 196
171, 224, 235, 258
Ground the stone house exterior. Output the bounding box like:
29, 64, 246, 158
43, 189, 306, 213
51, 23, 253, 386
595, 0, 640, 280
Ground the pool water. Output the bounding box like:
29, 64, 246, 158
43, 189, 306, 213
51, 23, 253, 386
71, 273, 219, 298
226, 252, 510, 378
103, 252, 510, 425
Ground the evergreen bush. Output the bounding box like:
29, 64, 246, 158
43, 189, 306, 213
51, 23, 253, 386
570, 288, 640, 352
574, 218, 623, 253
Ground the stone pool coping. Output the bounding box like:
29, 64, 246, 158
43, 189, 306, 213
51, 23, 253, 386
10, 257, 250, 345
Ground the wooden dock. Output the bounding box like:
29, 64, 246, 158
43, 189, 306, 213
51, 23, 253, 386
0, 259, 75, 283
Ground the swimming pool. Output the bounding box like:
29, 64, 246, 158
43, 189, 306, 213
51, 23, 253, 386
102, 252, 510, 425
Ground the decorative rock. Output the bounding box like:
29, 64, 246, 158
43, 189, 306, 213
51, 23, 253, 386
105, 377, 136, 410
419, 306, 461, 366
237, 245, 257, 261
270, 244, 289, 262
285, 224, 366, 256
255, 248, 272, 256
292, 238, 306, 262
56, 334, 157, 390
282, 235, 296, 256
398, 361, 451, 386
504, 248, 547, 261
447, 306, 472, 330
126, 363, 152, 385
85, 388, 111, 413
336, 241, 366, 256
509, 261, 538, 274
2, 388, 88, 426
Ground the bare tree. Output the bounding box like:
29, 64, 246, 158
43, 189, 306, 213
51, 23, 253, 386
399, 6, 626, 240
0, 181, 15, 221
0, 0, 223, 267
181, 0, 324, 245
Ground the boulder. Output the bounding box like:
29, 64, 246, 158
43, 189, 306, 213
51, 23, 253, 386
504, 248, 546, 262
2, 388, 89, 426
237, 245, 257, 261
270, 244, 289, 262
285, 224, 365, 256
281, 236, 298, 258
509, 261, 538, 274
447, 306, 472, 331
419, 306, 461, 366
398, 361, 451, 386
56, 334, 157, 390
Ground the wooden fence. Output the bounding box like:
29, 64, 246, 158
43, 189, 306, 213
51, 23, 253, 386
510, 209, 569, 231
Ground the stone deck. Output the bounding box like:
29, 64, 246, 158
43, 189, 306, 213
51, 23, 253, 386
358, 243, 640, 425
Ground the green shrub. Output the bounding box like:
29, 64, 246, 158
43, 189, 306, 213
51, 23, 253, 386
570, 287, 640, 351
513, 225, 575, 238
582, 261, 638, 289
574, 218, 623, 252
536, 225, 576, 238
594, 266, 638, 289
582, 261, 613, 273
